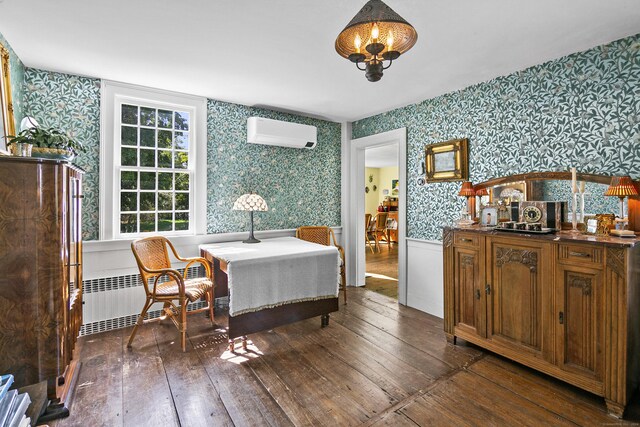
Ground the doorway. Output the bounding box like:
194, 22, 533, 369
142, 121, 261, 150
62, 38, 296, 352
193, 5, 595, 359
345, 128, 407, 305
364, 145, 399, 298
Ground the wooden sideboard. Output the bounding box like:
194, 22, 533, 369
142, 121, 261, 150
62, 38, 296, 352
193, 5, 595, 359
443, 226, 640, 418
0, 157, 83, 420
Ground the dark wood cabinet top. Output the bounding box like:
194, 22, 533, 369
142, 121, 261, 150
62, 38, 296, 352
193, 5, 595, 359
0, 155, 85, 173
443, 225, 640, 248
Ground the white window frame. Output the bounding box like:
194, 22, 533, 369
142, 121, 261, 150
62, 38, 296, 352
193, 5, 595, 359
100, 81, 207, 240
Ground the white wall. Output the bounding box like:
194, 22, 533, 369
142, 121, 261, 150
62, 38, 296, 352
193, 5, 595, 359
406, 238, 444, 318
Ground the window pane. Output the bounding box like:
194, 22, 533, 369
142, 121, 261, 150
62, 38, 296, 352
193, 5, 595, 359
140, 172, 156, 190
175, 193, 189, 211
158, 150, 172, 168
140, 107, 156, 126
158, 172, 173, 190
158, 192, 173, 210
175, 112, 189, 130
140, 128, 155, 147
158, 213, 173, 231
122, 105, 138, 125
120, 214, 138, 233
121, 171, 137, 190
140, 213, 156, 232
175, 212, 189, 230
121, 147, 137, 166
157, 130, 172, 149
140, 192, 156, 211
158, 110, 173, 128
174, 151, 188, 169
175, 173, 189, 191
121, 192, 137, 212
175, 132, 189, 150
121, 126, 137, 146
140, 149, 155, 167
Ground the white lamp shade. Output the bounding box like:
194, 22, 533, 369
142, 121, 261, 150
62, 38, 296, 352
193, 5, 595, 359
233, 193, 268, 211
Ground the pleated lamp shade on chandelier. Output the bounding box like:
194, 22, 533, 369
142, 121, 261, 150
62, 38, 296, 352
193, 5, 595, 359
335, 0, 417, 82
233, 193, 268, 243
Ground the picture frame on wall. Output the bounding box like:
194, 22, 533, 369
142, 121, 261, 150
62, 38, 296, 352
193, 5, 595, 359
424, 138, 468, 182
0, 42, 15, 155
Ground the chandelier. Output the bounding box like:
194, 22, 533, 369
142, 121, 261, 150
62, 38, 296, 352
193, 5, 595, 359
335, 0, 418, 82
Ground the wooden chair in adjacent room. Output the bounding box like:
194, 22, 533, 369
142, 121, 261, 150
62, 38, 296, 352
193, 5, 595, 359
296, 226, 347, 304
128, 236, 215, 352
365, 213, 376, 253
373, 211, 389, 251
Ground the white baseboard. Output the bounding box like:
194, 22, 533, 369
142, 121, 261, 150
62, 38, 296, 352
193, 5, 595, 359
406, 238, 443, 319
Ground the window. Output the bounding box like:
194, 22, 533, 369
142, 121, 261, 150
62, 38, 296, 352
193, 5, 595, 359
101, 81, 206, 240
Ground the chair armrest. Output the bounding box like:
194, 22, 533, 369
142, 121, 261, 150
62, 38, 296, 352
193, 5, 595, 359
147, 268, 185, 296
181, 257, 212, 279
335, 244, 345, 262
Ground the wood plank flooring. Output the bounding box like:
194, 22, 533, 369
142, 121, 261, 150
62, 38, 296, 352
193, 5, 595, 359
54, 288, 640, 426
365, 244, 398, 299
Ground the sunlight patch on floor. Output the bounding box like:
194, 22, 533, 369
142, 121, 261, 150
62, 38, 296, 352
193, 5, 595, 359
365, 272, 398, 282
221, 340, 263, 364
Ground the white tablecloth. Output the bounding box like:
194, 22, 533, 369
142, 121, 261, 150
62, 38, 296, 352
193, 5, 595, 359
200, 237, 340, 316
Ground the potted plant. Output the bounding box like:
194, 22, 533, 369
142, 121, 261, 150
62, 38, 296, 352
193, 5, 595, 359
8, 126, 85, 161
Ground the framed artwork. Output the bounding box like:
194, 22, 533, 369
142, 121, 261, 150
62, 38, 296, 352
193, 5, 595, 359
424, 138, 468, 182
0, 42, 15, 155
480, 206, 498, 226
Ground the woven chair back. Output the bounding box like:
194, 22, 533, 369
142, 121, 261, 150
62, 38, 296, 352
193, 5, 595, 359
296, 226, 333, 246
375, 212, 388, 229
131, 237, 172, 284
365, 213, 372, 232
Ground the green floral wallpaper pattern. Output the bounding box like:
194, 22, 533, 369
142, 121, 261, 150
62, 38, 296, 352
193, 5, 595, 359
22, 69, 342, 240
353, 34, 640, 241
207, 100, 341, 233
24, 69, 102, 240
0, 31, 25, 133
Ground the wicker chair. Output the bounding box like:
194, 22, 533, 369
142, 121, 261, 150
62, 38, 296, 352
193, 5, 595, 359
295, 226, 347, 304
365, 213, 375, 253
373, 212, 389, 252
128, 236, 215, 352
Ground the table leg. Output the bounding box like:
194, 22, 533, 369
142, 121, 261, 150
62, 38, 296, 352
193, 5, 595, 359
242, 336, 248, 351
321, 314, 330, 327
228, 339, 235, 352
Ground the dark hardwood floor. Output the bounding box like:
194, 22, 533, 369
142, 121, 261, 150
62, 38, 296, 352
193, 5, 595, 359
365, 242, 398, 299
54, 287, 640, 426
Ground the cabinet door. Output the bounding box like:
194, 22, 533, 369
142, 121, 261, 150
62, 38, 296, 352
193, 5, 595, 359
453, 247, 486, 338
556, 264, 603, 382
486, 238, 552, 360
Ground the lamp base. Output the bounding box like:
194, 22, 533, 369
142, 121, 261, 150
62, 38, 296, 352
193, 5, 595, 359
242, 236, 261, 244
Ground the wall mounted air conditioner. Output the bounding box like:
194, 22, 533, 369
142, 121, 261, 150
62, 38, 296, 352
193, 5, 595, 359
247, 117, 317, 149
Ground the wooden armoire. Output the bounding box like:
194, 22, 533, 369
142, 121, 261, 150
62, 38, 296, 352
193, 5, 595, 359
0, 156, 83, 418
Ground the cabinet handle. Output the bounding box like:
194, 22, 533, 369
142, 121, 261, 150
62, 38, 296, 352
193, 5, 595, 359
559, 312, 564, 324
569, 251, 590, 258
475, 289, 481, 300
460, 238, 473, 243
485, 284, 491, 295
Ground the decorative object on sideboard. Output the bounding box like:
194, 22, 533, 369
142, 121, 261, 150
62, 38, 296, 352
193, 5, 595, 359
458, 181, 476, 223
518, 201, 566, 230
480, 205, 498, 226
335, 0, 418, 82
8, 126, 86, 161
604, 176, 638, 228
475, 187, 488, 218
0, 41, 15, 155
425, 138, 469, 182
233, 193, 268, 244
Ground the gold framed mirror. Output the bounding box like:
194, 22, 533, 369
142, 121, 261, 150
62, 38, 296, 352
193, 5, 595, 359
0, 42, 15, 155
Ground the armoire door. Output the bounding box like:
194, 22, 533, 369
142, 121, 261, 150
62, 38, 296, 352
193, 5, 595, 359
453, 246, 486, 338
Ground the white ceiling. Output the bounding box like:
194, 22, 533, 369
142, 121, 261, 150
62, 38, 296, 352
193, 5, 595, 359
365, 144, 399, 168
1, 0, 639, 122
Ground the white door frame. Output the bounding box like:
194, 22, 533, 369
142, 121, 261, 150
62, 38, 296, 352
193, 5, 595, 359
345, 128, 407, 305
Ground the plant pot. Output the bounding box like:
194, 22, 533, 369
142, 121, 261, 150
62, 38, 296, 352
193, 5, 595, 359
31, 147, 75, 162
9, 143, 33, 157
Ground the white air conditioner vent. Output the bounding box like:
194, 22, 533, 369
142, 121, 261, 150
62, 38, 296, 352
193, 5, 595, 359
247, 117, 317, 149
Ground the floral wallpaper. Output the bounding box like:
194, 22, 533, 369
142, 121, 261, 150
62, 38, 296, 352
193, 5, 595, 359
207, 100, 341, 233
353, 34, 640, 241
22, 69, 342, 240
0, 31, 25, 133
24, 69, 102, 240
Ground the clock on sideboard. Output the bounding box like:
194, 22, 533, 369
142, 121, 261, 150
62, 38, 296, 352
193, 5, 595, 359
516, 201, 567, 230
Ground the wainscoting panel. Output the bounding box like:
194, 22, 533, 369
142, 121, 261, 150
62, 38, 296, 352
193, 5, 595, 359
406, 238, 444, 318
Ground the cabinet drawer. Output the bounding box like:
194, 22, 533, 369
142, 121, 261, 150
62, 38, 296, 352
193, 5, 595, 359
453, 232, 480, 248
558, 244, 603, 267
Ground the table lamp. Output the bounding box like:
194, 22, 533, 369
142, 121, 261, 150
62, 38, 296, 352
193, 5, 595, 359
604, 176, 638, 220
458, 181, 476, 219
233, 193, 268, 243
